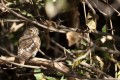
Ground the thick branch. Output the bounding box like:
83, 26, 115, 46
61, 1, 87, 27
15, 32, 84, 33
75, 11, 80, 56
0, 56, 85, 79
0, 56, 113, 78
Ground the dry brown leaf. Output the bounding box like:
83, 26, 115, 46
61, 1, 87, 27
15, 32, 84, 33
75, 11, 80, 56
66, 31, 81, 47
10, 22, 24, 32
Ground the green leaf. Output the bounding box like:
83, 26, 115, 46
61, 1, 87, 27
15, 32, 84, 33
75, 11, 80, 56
34, 69, 44, 80
45, 76, 56, 80
60, 76, 67, 80
72, 59, 81, 68
102, 25, 107, 33
81, 39, 87, 46
34, 69, 41, 73
21, 10, 33, 18
66, 60, 72, 66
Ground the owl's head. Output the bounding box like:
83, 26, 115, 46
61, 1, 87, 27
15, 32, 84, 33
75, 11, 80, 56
24, 27, 39, 35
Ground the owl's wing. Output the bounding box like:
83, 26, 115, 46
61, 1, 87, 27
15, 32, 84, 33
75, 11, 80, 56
17, 49, 32, 61
19, 35, 34, 49
18, 35, 40, 61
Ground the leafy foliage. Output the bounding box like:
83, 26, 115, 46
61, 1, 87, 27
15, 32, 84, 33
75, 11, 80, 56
0, 0, 120, 80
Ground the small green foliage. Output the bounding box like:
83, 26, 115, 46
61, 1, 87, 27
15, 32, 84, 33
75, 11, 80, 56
45, 76, 56, 80
0, 0, 120, 79
34, 69, 57, 80
72, 59, 81, 68
66, 60, 72, 66
21, 10, 33, 18
102, 25, 107, 33
60, 76, 67, 80
80, 39, 87, 46
34, 69, 44, 80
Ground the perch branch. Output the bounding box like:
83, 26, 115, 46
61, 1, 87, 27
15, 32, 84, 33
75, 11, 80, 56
0, 56, 85, 79
0, 56, 113, 78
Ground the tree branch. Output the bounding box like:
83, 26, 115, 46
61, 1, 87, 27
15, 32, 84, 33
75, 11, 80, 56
0, 56, 86, 79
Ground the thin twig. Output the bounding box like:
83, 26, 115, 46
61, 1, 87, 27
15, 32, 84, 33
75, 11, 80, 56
96, 46, 120, 55
0, 56, 40, 69
74, 48, 91, 62
38, 49, 51, 59
2, 0, 120, 44
80, 61, 113, 78
0, 46, 16, 57
54, 48, 67, 62
0, 0, 75, 33
84, 0, 96, 15
93, 30, 120, 41
51, 39, 76, 58
1, 19, 26, 22
108, 3, 120, 16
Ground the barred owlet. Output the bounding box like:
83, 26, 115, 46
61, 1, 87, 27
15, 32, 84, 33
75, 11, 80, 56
17, 27, 41, 65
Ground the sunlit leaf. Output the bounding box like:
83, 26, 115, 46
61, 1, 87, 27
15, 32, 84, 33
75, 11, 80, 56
34, 69, 41, 73
21, 10, 33, 18
6, 2, 13, 6
95, 56, 104, 70
100, 36, 106, 43
86, 12, 96, 30
34, 69, 45, 80
66, 60, 72, 66
117, 71, 120, 78
80, 39, 87, 46
10, 22, 24, 32
86, 19, 96, 30
72, 59, 81, 68
106, 35, 113, 40
45, 76, 56, 80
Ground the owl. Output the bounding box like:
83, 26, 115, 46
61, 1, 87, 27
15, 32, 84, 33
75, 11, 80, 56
17, 26, 41, 65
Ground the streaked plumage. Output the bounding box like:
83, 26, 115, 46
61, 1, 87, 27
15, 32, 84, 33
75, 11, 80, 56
17, 27, 41, 65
